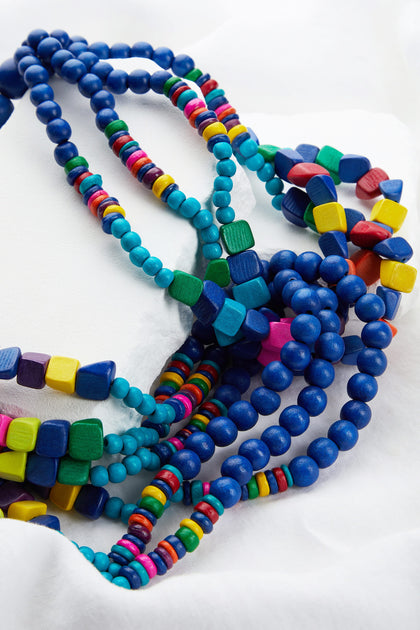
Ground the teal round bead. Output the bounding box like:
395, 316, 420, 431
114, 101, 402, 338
120, 231, 141, 252
167, 189, 186, 210
108, 562, 121, 577
142, 256, 163, 276
102, 572, 113, 582
112, 576, 131, 589
79, 546, 95, 562
123, 455, 142, 475
122, 435, 137, 455
213, 191, 230, 208
108, 462, 127, 483
177, 89, 197, 110
193, 209, 213, 229
136, 447, 152, 468
120, 502, 137, 524
257, 162, 275, 182
147, 452, 161, 470
110, 377, 130, 399
111, 218, 131, 238
203, 242, 222, 260
129, 246, 150, 267
213, 143, 232, 159
214, 176, 233, 191
93, 552, 109, 572
129, 561, 149, 585
155, 267, 174, 288
200, 224, 219, 243
104, 496, 124, 519
265, 177, 284, 196
90, 464, 109, 486
104, 433, 123, 453
272, 193, 285, 210
240, 139, 258, 159
216, 159, 236, 177
124, 386, 143, 408
180, 197, 200, 219
246, 153, 265, 171
147, 403, 172, 424
136, 393, 156, 415
216, 206, 235, 224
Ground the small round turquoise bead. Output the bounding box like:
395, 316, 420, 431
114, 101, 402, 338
265, 177, 284, 196
213, 191, 230, 208
142, 256, 163, 276
120, 231, 141, 252
246, 153, 265, 171
104, 433, 123, 454
155, 267, 174, 288
216, 206, 235, 224
124, 386, 143, 408
214, 176, 233, 191
136, 393, 156, 415
79, 546, 95, 562
257, 162, 275, 182
240, 138, 258, 158
167, 189, 186, 210
111, 217, 131, 238
180, 197, 200, 219
112, 576, 131, 589
216, 159, 236, 177
108, 462, 127, 483
203, 242, 222, 259
213, 143, 232, 159
93, 552, 110, 572
120, 502, 137, 524
110, 377, 130, 399
90, 464, 109, 486
104, 496, 124, 519
123, 455, 142, 475
129, 246, 150, 267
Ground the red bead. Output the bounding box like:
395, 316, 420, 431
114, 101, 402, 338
200, 401, 221, 417
154, 469, 181, 493
194, 500, 219, 523
74, 171, 93, 192
201, 79, 218, 97
197, 363, 219, 382
155, 395, 169, 403
350, 221, 392, 249
112, 134, 133, 156
272, 467, 288, 492
181, 383, 203, 405
355, 168, 389, 200
350, 249, 381, 285
168, 360, 190, 378
171, 84, 190, 106
287, 162, 330, 187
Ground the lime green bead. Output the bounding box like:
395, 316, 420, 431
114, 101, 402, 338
104, 119, 128, 139
57, 456, 90, 485
315, 145, 343, 184
303, 202, 318, 232
247, 476, 259, 499
257, 144, 281, 162
168, 270, 203, 306
220, 220, 255, 255
204, 259, 231, 287
163, 76, 182, 96
175, 526, 200, 552
64, 156, 89, 175
138, 495, 165, 518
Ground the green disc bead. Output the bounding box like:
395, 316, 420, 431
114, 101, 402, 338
188, 378, 210, 397
104, 119, 128, 139
189, 419, 207, 432
163, 76, 182, 96
64, 156, 89, 175
202, 493, 224, 515
160, 380, 181, 391
247, 476, 259, 499
138, 495, 165, 518
184, 68, 203, 82
175, 526, 200, 552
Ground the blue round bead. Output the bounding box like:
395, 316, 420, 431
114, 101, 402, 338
273, 268, 302, 293
340, 400, 372, 429
319, 255, 349, 283
210, 477, 241, 508
250, 386, 281, 415
213, 384, 241, 408
291, 314, 321, 344
347, 373, 378, 401
228, 400, 259, 431
328, 420, 359, 450
37, 37, 62, 61
304, 359, 335, 388
279, 405, 310, 436
361, 321, 393, 349
307, 438, 339, 468
316, 287, 339, 311
355, 294, 385, 322
297, 386, 327, 416
317, 310, 341, 334
87, 41, 109, 58
291, 288, 322, 315
78, 73, 102, 97
178, 336, 204, 362
169, 449, 201, 480
315, 332, 345, 362
289, 456, 319, 487
60, 59, 86, 83
36, 100, 61, 124
184, 432, 215, 462
152, 47, 174, 69
131, 41, 153, 58
357, 348, 387, 376
206, 417, 238, 447
261, 425, 291, 456
30, 83, 54, 105
294, 251, 322, 282
128, 69, 150, 94
280, 341, 312, 372
110, 42, 131, 58
106, 69, 128, 94
281, 280, 308, 306
221, 455, 253, 485
91, 61, 113, 81
90, 89, 115, 113
27, 29, 49, 49
172, 53, 194, 76
261, 361, 293, 392
46, 118, 71, 143
77, 52, 100, 71
95, 108, 118, 131
336, 275, 367, 306
238, 439, 270, 471
23, 64, 50, 87
221, 367, 250, 394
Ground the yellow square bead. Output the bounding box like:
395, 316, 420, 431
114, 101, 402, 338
8, 500, 47, 521
0, 450, 27, 481
45, 355, 81, 394
313, 202, 347, 233
6, 417, 41, 452
370, 199, 407, 231
50, 482, 81, 511
380, 260, 417, 293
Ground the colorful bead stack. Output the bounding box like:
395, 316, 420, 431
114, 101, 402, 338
0, 28, 417, 589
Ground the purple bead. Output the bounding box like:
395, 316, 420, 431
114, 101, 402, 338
155, 545, 174, 570
0, 481, 34, 512
16, 352, 50, 389
141, 166, 164, 189
127, 523, 152, 544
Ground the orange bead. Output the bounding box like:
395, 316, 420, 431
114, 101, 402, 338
218, 106, 236, 121
89, 193, 109, 217
379, 319, 398, 337
158, 540, 178, 564
131, 156, 152, 177
350, 249, 381, 285
345, 258, 356, 275
189, 107, 207, 128
128, 513, 154, 532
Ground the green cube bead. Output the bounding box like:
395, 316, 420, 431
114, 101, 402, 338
204, 259, 231, 287
58, 456, 90, 485
247, 476, 259, 499
138, 495, 165, 518
315, 145, 343, 184
168, 270, 203, 306
69, 419, 103, 461
257, 144, 281, 162
175, 526, 200, 552
303, 202, 318, 232
220, 220, 255, 255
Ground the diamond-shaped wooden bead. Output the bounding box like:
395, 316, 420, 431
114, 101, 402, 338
370, 199, 407, 232
220, 220, 255, 255
168, 270, 203, 306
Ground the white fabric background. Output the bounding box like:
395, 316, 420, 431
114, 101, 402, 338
0, 1, 419, 628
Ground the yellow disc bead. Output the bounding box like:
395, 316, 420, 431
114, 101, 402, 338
45, 356, 81, 394
50, 482, 81, 511
102, 204, 126, 218
255, 472, 270, 497
313, 202, 347, 233
0, 451, 27, 482
141, 485, 167, 505
8, 500, 47, 521
152, 174, 175, 199
227, 124, 248, 142
370, 199, 407, 232
160, 371, 185, 388
187, 373, 212, 391
380, 260, 417, 293
191, 413, 210, 426
6, 417, 41, 452
202, 122, 227, 142
180, 518, 204, 540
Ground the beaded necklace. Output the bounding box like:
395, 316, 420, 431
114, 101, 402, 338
0, 28, 417, 590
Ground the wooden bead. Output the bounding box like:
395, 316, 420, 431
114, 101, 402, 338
380, 260, 417, 293
0, 450, 27, 482
180, 518, 204, 540
168, 270, 203, 306
0, 346, 21, 379
262, 320, 294, 352
204, 258, 231, 287
0, 414, 13, 447
350, 250, 381, 286
315, 145, 343, 184
379, 179, 403, 203
49, 481, 81, 511
57, 456, 90, 485
8, 500, 47, 521
220, 220, 255, 255
373, 237, 413, 263
227, 124, 248, 142
287, 162, 329, 187
306, 174, 337, 206
338, 154, 371, 183
35, 419, 70, 457
232, 277, 271, 309
152, 173, 175, 198
69, 418, 103, 461
313, 202, 347, 233
349, 221, 392, 249
26, 453, 59, 487
255, 471, 270, 497
370, 199, 407, 231
16, 352, 50, 389
202, 122, 227, 142
213, 298, 246, 337
45, 355, 80, 394
6, 417, 41, 452
274, 148, 303, 180
355, 168, 389, 199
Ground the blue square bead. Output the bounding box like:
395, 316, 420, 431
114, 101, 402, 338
318, 231, 348, 258
213, 298, 246, 336
26, 453, 59, 487
281, 187, 310, 227
191, 281, 226, 326
35, 419, 70, 458
376, 286, 401, 320
232, 277, 271, 309
0, 347, 21, 379
75, 360, 116, 400
306, 174, 337, 205
74, 484, 110, 520
295, 143, 319, 163
30, 514, 61, 530
345, 208, 365, 240
274, 148, 303, 180
227, 250, 263, 285
338, 154, 371, 183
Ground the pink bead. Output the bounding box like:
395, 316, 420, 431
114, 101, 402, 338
214, 103, 232, 117
167, 437, 184, 451
87, 189, 108, 209
0, 415, 13, 447
184, 98, 205, 118
117, 539, 139, 556
257, 347, 280, 367
126, 150, 148, 170
262, 320, 294, 352
202, 482, 210, 496
135, 553, 157, 579
172, 393, 193, 418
